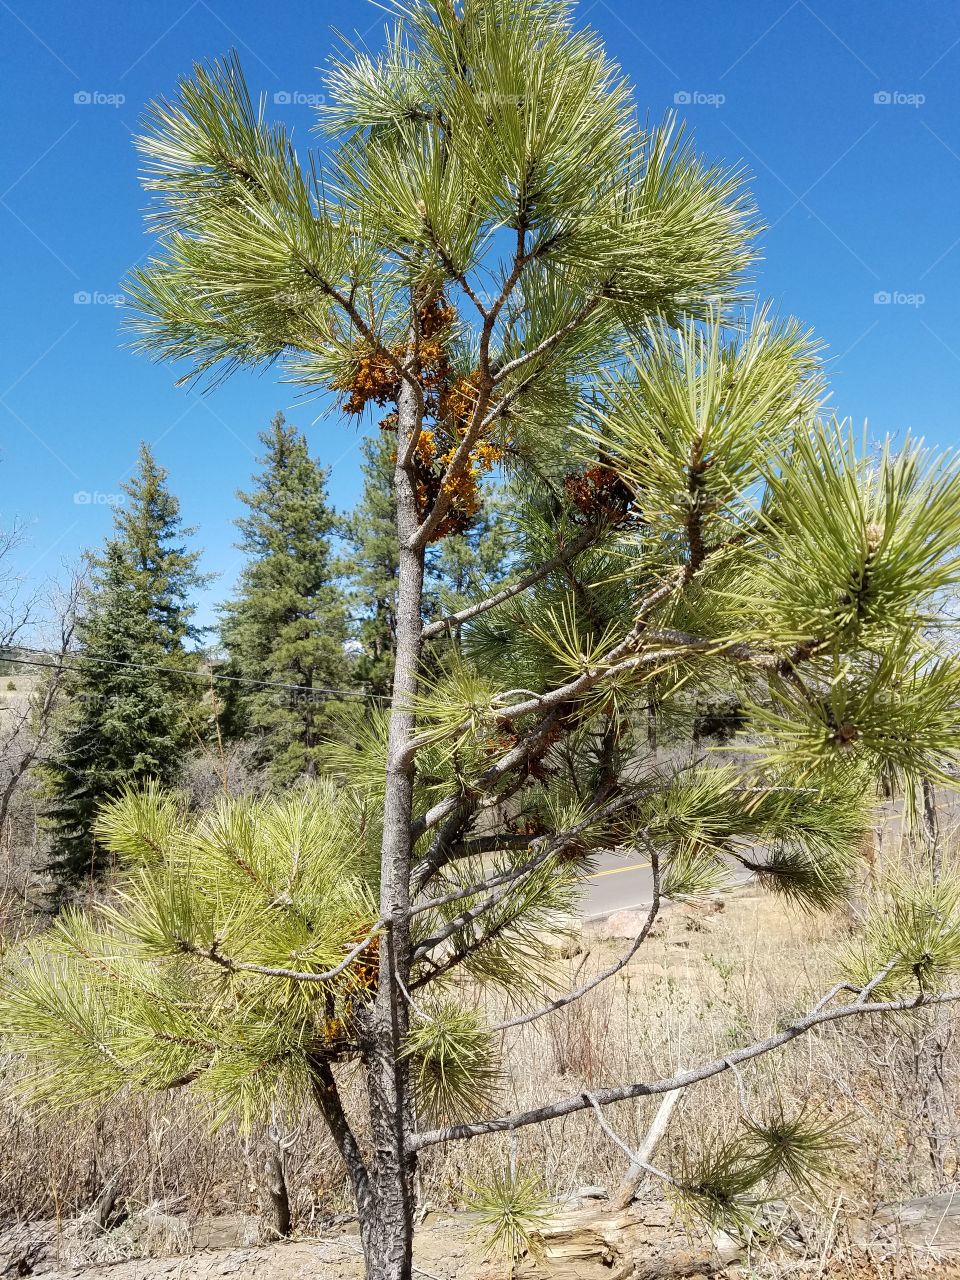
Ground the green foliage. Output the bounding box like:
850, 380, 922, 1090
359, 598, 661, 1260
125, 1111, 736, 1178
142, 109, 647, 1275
672, 1099, 846, 1238
219, 413, 352, 783
403, 1002, 503, 1124
0, 783, 378, 1128
639, 764, 869, 911
41, 444, 207, 895
464, 1165, 554, 1265
92, 778, 184, 865
751, 644, 960, 802
755, 427, 960, 645
416, 846, 581, 994
585, 310, 824, 549
840, 874, 960, 997
739, 1099, 844, 1197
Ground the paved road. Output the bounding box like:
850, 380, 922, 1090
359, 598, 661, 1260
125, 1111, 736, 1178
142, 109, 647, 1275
576, 788, 960, 921
579, 847, 754, 919
579, 847, 657, 919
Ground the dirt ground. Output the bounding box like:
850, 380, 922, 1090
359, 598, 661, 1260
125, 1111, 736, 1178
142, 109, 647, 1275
0, 1201, 741, 1280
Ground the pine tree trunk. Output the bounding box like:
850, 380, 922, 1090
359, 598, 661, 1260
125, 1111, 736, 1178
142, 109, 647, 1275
360, 361, 424, 1280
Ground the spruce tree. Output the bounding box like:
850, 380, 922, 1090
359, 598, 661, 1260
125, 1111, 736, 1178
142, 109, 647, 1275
340, 435, 399, 698
343, 432, 512, 694
220, 413, 351, 783
41, 445, 205, 892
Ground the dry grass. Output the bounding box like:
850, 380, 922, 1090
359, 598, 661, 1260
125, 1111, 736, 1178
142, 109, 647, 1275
0, 876, 957, 1272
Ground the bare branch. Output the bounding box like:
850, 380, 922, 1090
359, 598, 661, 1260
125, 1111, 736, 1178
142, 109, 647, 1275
411, 984, 960, 1151
585, 1092, 681, 1191
612, 1083, 685, 1209
421, 526, 600, 641
488, 846, 660, 1032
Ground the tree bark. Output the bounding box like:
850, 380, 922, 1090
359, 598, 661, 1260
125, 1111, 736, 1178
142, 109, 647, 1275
360, 357, 425, 1280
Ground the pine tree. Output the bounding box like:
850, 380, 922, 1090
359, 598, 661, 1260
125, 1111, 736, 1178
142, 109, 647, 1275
8, 7, 960, 1280
41, 445, 205, 893
343, 431, 512, 694
220, 413, 352, 783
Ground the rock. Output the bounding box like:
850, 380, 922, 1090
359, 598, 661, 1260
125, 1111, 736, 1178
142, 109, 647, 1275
591, 896, 726, 942
851, 1193, 960, 1255
575, 1186, 609, 1201
600, 910, 652, 940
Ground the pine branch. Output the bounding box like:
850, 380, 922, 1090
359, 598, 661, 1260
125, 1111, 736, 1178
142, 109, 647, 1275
488, 847, 661, 1032
175, 926, 383, 986
410, 792, 637, 965
421, 526, 600, 640
491, 292, 604, 385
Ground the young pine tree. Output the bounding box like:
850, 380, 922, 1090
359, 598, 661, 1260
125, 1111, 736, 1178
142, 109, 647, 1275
7, 5, 960, 1280
42, 444, 205, 892
220, 413, 352, 783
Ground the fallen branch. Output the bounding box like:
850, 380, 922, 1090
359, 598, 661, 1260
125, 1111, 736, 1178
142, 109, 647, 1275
412, 984, 960, 1151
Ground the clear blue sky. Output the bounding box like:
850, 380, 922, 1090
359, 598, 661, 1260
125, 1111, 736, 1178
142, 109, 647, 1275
2, 0, 959, 629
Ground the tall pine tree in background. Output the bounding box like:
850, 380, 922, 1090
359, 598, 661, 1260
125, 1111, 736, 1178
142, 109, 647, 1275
342, 432, 512, 694
42, 444, 205, 894
341, 435, 400, 697
220, 413, 351, 783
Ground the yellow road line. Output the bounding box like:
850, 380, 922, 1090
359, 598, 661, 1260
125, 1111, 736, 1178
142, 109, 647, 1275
586, 861, 650, 880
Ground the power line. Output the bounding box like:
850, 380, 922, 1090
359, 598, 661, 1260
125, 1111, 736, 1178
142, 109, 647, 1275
0, 647, 758, 718
0, 646, 378, 703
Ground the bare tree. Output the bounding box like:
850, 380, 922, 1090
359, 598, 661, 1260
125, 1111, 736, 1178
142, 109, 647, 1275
0, 572, 82, 874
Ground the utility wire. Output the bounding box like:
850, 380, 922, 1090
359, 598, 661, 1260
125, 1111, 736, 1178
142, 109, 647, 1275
0, 646, 378, 703
0, 649, 746, 721
1, 648, 766, 720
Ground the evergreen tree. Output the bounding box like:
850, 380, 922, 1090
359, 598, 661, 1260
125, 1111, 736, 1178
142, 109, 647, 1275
343, 432, 512, 694
341, 435, 399, 697
41, 445, 205, 892
11, 8, 960, 1280
220, 413, 351, 783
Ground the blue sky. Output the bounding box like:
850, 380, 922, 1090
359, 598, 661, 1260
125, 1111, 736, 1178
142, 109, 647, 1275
2, 0, 959, 629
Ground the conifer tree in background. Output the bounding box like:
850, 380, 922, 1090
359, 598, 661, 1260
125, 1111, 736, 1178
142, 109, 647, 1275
41, 444, 205, 892
343, 432, 512, 695
220, 413, 351, 783
341, 435, 399, 697
8, 5, 960, 1280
